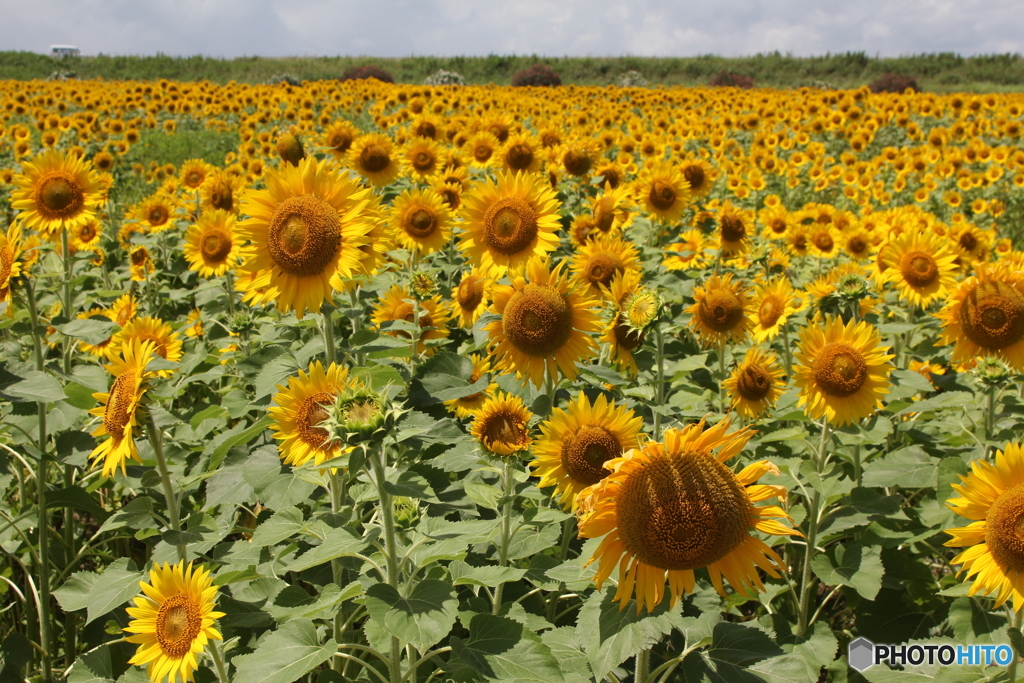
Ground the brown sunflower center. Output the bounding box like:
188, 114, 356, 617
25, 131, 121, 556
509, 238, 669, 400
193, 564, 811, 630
148, 205, 170, 227
758, 296, 782, 328
266, 195, 341, 277
473, 142, 494, 163
438, 186, 460, 210
103, 371, 137, 438
78, 222, 97, 242
585, 253, 621, 288
699, 288, 744, 332
201, 229, 232, 263
959, 281, 1024, 350
613, 320, 645, 351
616, 451, 752, 571
959, 231, 978, 251
38, 174, 84, 218
457, 276, 484, 312
601, 167, 623, 189
563, 149, 592, 176
296, 391, 333, 450
329, 131, 353, 153
483, 411, 528, 451
415, 121, 436, 139
210, 183, 233, 212
736, 364, 773, 401
184, 170, 204, 188
769, 218, 788, 235
900, 251, 938, 288
404, 208, 437, 239
721, 215, 746, 243
682, 164, 706, 191
155, 594, 203, 658
359, 144, 391, 173
648, 180, 677, 211
506, 143, 535, 170
0, 250, 14, 285
482, 198, 539, 255
812, 231, 833, 252
502, 284, 573, 356
986, 483, 1024, 573
131, 248, 149, 267
560, 425, 621, 486
412, 151, 435, 173
812, 343, 868, 397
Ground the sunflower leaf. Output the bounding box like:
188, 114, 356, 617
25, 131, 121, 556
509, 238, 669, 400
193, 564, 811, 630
810, 542, 884, 600
230, 619, 336, 683
450, 613, 564, 683
57, 318, 116, 345
364, 579, 458, 652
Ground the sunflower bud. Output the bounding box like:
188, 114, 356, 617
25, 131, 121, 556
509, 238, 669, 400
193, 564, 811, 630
837, 273, 868, 302
623, 288, 662, 334
410, 271, 438, 300
276, 131, 305, 166
393, 496, 420, 528
228, 310, 254, 335
319, 385, 406, 447
977, 356, 1010, 387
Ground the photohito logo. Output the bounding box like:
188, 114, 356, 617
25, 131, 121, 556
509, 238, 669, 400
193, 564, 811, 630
848, 637, 1014, 671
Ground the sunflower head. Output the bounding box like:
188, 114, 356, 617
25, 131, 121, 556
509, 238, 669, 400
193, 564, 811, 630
11, 149, 106, 236
938, 264, 1024, 370
471, 391, 533, 456
687, 273, 750, 347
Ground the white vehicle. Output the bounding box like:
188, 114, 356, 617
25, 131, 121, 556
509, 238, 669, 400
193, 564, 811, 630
50, 45, 80, 58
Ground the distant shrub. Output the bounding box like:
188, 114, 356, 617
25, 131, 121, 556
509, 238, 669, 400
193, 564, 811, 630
616, 70, 649, 87
511, 64, 561, 87
423, 69, 465, 86
869, 72, 920, 93
47, 70, 76, 81
265, 73, 301, 86
709, 71, 754, 89
340, 65, 395, 83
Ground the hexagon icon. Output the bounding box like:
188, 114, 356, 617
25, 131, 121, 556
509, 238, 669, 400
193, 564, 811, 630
848, 637, 875, 672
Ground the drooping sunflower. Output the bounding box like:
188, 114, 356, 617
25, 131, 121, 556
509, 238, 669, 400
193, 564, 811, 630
663, 230, 710, 271
750, 276, 803, 343
793, 316, 894, 426
370, 285, 452, 355
200, 171, 245, 214
349, 133, 401, 187
638, 163, 691, 225
879, 232, 958, 308
443, 354, 498, 419
577, 419, 799, 613
486, 258, 600, 388
570, 234, 641, 299
945, 443, 1024, 610
0, 224, 24, 313
11, 149, 106, 237
723, 347, 786, 419
236, 156, 377, 319
470, 391, 533, 456
389, 188, 452, 255
589, 183, 634, 238
458, 171, 562, 277
270, 361, 353, 467
936, 263, 1024, 370
451, 267, 492, 329
123, 560, 224, 683
687, 273, 751, 347
110, 317, 183, 378
88, 340, 156, 477
183, 210, 241, 278
530, 392, 644, 511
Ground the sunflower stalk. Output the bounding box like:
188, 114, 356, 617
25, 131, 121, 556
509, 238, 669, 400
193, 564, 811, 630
208, 639, 230, 683
492, 459, 516, 615
1008, 607, 1022, 682
635, 648, 651, 683
145, 414, 187, 562
321, 303, 337, 366
59, 225, 78, 669
796, 421, 831, 637
330, 468, 346, 673
369, 440, 403, 683
223, 270, 236, 316
653, 325, 666, 440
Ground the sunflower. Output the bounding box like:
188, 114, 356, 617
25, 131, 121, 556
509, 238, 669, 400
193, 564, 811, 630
349, 133, 401, 187
178, 159, 211, 191
793, 316, 894, 426
678, 157, 718, 197
486, 258, 600, 388
0, 224, 24, 314
500, 133, 543, 174
807, 225, 839, 259
639, 163, 691, 224
235, 156, 376, 319
403, 138, 443, 181
470, 391, 533, 456
717, 202, 753, 257
68, 216, 103, 253
723, 347, 786, 418
750, 276, 802, 343
602, 313, 646, 378
270, 361, 354, 467
183, 210, 240, 278
129, 246, 154, 282
589, 183, 634, 237
389, 188, 452, 255
759, 205, 792, 242
323, 120, 359, 159
458, 171, 562, 277
466, 131, 501, 169
570, 234, 641, 299
370, 285, 452, 355
11, 149, 106, 237
530, 392, 644, 510
560, 140, 598, 178
936, 263, 1024, 370
88, 340, 156, 477
430, 180, 464, 212
123, 560, 224, 683
200, 171, 245, 214
110, 317, 183, 378
444, 355, 498, 418
577, 418, 798, 613
451, 268, 492, 328
183, 309, 203, 339
879, 232, 958, 308
687, 273, 751, 347
130, 194, 177, 234
663, 230, 709, 271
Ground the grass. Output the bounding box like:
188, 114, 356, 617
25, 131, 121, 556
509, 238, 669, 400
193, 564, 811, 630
4, 51, 1024, 91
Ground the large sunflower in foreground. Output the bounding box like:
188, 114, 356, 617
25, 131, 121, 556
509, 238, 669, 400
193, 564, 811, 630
530, 392, 644, 511
124, 560, 224, 683
458, 171, 562, 277
11, 149, 106, 236
945, 443, 1024, 610
88, 340, 156, 477
183, 210, 241, 277
486, 258, 600, 388
470, 391, 533, 456
793, 316, 894, 426
936, 263, 1024, 370
236, 156, 377, 319
270, 361, 353, 467
879, 231, 958, 308
577, 419, 798, 613
722, 347, 786, 419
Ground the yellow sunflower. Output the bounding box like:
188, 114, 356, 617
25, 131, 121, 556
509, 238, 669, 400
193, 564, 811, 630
451, 268, 492, 329
687, 273, 751, 347
129, 246, 154, 282
389, 188, 452, 255
235, 156, 377, 319
879, 232, 958, 308
270, 361, 353, 467
793, 316, 894, 426
323, 120, 359, 160
444, 354, 498, 419
678, 157, 718, 198
530, 392, 644, 511
722, 347, 786, 419
945, 443, 1024, 610
200, 171, 245, 214
88, 340, 156, 477
0, 224, 24, 314
717, 202, 753, 257
183, 210, 241, 278
589, 183, 634, 237
370, 285, 452, 355
750, 276, 803, 343
663, 230, 710, 271
577, 418, 799, 613
124, 560, 224, 683
499, 133, 543, 174
458, 171, 562, 277
570, 234, 641, 299
11, 149, 106, 237
936, 263, 1024, 370
486, 257, 600, 388
178, 159, 211, 191
403, 138, 443, 181
638, 163, 691, 224
349, 133, 401, 187
470, 391, 533, 456
130, 194, 177, 234
465, 131, 501, 169
109, 317, 183, 378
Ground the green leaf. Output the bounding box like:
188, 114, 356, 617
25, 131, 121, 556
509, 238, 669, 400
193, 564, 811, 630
949, 597, 1008, 644
364, 579, 458, 652
55, 558, 144, 625
251, 506, 305, 546
67, 643, 114, 683
464, 481, 502, 510
682, 622, 784, 681
862, 446, 935, 489
451, 613, 565, 683
57, 318, 116, 345
893, 390, 974, 417
53, 572, 99, 613
449, 561, 528, 587
189, 404, 229, 430
285, 528, 371, 572
45, 486, 110, 522
810, 542, 884, 600
253, 354, 299, 400
231, 619, 337, 683
205, 414, 273, 470
4, 371, 65, 403
540, 627, 593, 682
351, 363, 405, 390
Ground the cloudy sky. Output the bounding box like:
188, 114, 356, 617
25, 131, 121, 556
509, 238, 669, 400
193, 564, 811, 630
2, 0, 1021, 58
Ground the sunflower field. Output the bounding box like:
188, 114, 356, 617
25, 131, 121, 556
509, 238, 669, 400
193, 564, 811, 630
3, 77, 1024, 683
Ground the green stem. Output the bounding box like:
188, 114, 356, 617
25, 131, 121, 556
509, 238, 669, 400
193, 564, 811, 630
796, 421, 830, 637
330, 469, 346, 673
986, 384, 998, 451
546, 516, 577, 623
370, 442, 402, 683
653, 326, 665, 440
717, 341, 727, 415
781, 323, 793, 379
492, 459, 515, 615
146, 415, 186, 562
853, 444, 862, 487
224, 271, 236, 316
59, 228, 76, 664
1009, 608, 1022, 683
208, 639, 230, 683
322, 303, 337, 366
635, 649, 651, 683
